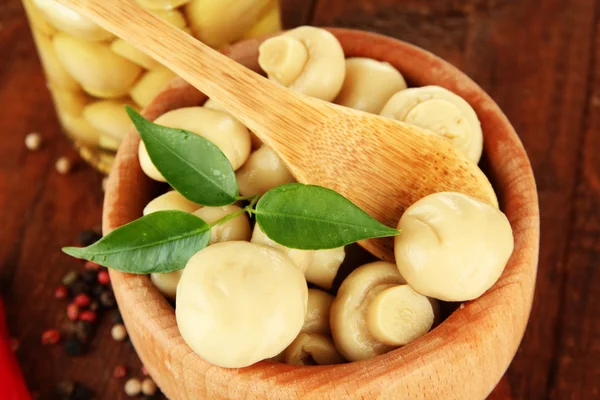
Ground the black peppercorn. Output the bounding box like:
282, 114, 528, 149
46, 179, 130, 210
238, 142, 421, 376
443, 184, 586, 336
110, 310, 123, 324
64, 338, 85, 357
100, 291, 116, 308
78, 229, 102, 246
68, 281, 92, 296
89, 301, 100, 312
73, 321, 94, 343
81, 270, 98, 285
91, 284, 104, 298
72, 383, 93, 400
55, 380, 75, 398
62, 271, 79, 286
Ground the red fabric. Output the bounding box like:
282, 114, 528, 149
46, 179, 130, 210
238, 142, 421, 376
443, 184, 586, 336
0, 298, 31, 400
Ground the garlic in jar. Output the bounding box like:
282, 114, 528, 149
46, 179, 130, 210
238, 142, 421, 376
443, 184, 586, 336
176, 241, 308, 368
33, 0, 113, 41
82, 100, 137, 140
31, 31, 79, 92
53, 33, 142, 99
130, 67, 177, 108
110, 39, 159, 70
394, 192, 514, 302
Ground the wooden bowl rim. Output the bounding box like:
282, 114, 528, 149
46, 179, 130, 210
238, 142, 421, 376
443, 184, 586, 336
103, 28, 540, 399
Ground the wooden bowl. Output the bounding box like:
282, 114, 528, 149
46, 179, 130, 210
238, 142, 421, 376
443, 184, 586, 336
103, 28, 539, 400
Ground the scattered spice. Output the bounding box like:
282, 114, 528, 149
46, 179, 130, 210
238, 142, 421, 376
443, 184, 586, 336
141, 378, 157, 396
89, 301, 100, 312
72, 383, 93, 400
111, 324, 128, 342
97, 270, 110, 285
25, 132, 42, 150
124, 378, 142, 397
62, 271, 79, 286
54, 285, 69, 299
68, 281, 92, 296
64, 338, 85, 357
55, 381, 75, 398
55, 157, 72, 174
81, 270, 98, 284
84, 261, 101, 271
73, 294, 92, 308
100, 291, 116, 308
41, 329, 61, 345
67, 303, 80, 321
72, 321, 94, 344
141, 365, 149, 376
113, 365, 127, 379
9, 337, 20, 352
79, 310, 97, 323
110, 310, 124, 324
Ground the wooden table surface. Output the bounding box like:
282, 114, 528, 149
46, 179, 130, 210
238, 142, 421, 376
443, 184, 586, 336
1, 0, 598, 399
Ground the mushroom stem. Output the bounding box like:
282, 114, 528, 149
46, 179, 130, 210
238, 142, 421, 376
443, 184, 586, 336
258, 36, 308, 86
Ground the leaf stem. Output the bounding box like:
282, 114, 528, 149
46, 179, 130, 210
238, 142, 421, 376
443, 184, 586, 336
236, 194, 259, 201
245, 195, 260, 216
209, 208, 248, 228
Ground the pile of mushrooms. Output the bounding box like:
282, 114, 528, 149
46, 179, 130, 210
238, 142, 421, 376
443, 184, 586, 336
135, 26, 515, 369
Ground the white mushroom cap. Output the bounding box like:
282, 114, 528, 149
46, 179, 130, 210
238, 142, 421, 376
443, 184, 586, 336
150, 270, 182, 299
176, 241, 308, 368
284, 333, 345, 366
394, 192, 514, 302
334, 57, 407, 114
138, 107, 252, 182
380, 86, 483, 163
236, 145, 295, 196
143, 191, 202, 215
302, 289, 334, 335
251, 224, 345, 289
259, 26, 346, 101
193, 204, 251, 244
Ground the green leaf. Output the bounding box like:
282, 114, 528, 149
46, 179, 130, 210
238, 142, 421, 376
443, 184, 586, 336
127, 107, 238, 206
255, 183, 400, 250
62, 211, 210, 274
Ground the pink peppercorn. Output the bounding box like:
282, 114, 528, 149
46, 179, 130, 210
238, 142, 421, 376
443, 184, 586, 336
67, 303, 80, 321
113, 365, 127, 379
79, 310, 97, 323
97, 271, 110, 285
54, 285, 68, 299
73, 294, 91, 308
41, 329, 61, 345
84, 261, 100, 270
141, 365, 149, 376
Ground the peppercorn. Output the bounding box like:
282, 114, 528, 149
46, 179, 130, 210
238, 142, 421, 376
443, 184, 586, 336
89, 301, 100, 312
98, 270, 110, 285
62, 271, 79, 286
81, 270, 98, 285
141, 378, 157, 396
25, 132, 43, 151
113, 365, 127, 379
74, 294, 92, 308
124, 378, 141, 397
79, 310, 97, 323
141, 365, 149, 376
73, 321, 94, 343
72, 383, 93, 400
68, 281, 92, 296
55, 381, 75, 398
67, 303, 80, 321
111, 324, 128, 342
78, 230, 102, 247
64, 338, 85, 356
55, 157, 72, 174
110, 310, 123, 324
54, 285, 69, 299
100, 290, 116, 308
91, 284, 104, 297
41, 329, 61, 345
84, 261, 101, 271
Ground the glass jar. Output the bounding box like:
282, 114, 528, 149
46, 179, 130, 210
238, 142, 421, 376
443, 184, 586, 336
22, 0, 282, 174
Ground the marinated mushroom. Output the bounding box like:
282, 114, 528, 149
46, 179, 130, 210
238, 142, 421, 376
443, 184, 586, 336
258, 26, 346, 101
330, 261, 436, 362
143, 190, 202, 298
334, 58, 407, 114
82, 100, 137, 140
251, 224, 345, 289
236, 146, 295, 196
284, 333, 344, 366
33, 0, 113, 41
99, 135, 120, 151
176, 241, 308, 368
53, 33, 142, 99
186, 0, 272, 48
394, 192, 514, 302
302, 289, 333, 335
142, 190, 202, 216
204, 98, 263, 149
193, 205, 251, 244
130, 67, 177, 108
138, 107, 252, 182
380, 86, 483, 163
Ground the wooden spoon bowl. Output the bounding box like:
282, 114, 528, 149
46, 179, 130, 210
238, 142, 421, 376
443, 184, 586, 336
103, 29, 539, 400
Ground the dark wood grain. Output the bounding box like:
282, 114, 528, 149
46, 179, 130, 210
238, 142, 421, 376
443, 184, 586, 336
0, 0, 598, 398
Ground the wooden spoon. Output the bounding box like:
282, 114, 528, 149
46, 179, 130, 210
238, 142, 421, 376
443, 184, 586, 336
57, 0, 498, 260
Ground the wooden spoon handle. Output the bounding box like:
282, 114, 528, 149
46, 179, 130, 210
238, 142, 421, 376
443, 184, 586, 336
55, 0, 318, 148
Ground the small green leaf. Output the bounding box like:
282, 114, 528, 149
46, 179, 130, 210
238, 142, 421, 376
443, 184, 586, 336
63, 211, 210, 274
255, 183, 400, 250
127, 107, 238, 206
